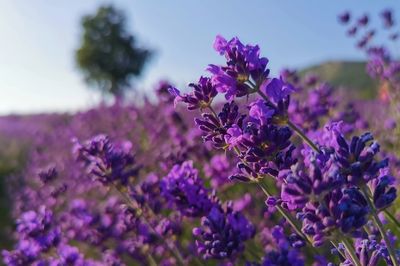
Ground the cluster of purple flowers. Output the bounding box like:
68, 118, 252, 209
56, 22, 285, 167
193, 204, 255, 260
73, 134, 140, 186
161, 160, 213, 217
171, 34, 400, 265
2, 16, 400, 266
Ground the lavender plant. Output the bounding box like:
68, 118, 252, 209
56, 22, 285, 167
1, 12, 400, 266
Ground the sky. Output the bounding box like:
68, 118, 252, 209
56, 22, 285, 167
0, 0, 399, 115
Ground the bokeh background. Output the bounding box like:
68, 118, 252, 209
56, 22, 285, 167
1, 0, 399, 114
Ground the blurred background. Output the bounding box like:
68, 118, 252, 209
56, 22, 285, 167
1, 0, 399, 254
1, 0, 399, 115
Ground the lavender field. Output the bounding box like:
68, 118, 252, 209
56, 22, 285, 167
1, 3, 400, 266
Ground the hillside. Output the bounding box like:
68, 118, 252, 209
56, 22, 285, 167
300, 61, 379, 99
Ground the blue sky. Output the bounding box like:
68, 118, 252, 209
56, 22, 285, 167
0, 0, 399, 114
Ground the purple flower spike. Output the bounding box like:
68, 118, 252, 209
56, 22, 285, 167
381, 9, 394, 28
193, 205, 255, 260
74, 134, 140, 186
358, 14, 369, 26
169, 76, 217, 110
161, 161, 212, 217
207, 35, 270, 100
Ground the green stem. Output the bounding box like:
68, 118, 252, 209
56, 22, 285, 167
287, 120, 320, 153
208, 105, 219, 119
361, 186, 399, 266
147, 254, 158, 266
330, 240, 345, 260
384, 209, 400, 230
341, 237, 362, 266
363, 186, 400, 233
257, 179, 318, 255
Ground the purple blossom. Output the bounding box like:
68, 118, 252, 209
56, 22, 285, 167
169, 76, 217, 110
195, 101, 245, 149
371, 174, 397, 210
192, 205, 255, 260
74, 134, 140, 186
37, 166, 58, 184
207, 35, 270, 100
260, 78, 296, 103
358, 14, 369, 26
333, 131, 388, 185
347, 26, 357, 36
224, 124, 246, 149
161, 161, 212, 217
248, 100, 275, 125
203, 154, 234, 188
338, 11, 351, 24
298, 188, 369, 246
381, 9, 394, 28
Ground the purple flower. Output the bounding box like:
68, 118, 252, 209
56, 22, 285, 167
213, 35, 229, 55
260, 78, 295, 103
338, 11, 351, 24
224, 124, 245, 149
17, 206, 53, 238
161, 161, 212, 217
169, 76, 217, 110
260, 226, 305, 266
248, 100, 275, 125
203, 154, 234, 188
207, 64, 248, 100
348, 238, 393, 266
57, 244, 84, 265
371, 174, 397, 210
74, 134, 140, 186
299, 188, 369, 246
207, 35, 270, 100
281, 154, 344, 210
347, 26, 357, 36
195, 101, 245, 149
333, 131, 388, 185
381, 9, 394, 28
358, 14, 369, 26
2, 240, 41, 266
37, 166, 58, 184
193, 205, 255, 260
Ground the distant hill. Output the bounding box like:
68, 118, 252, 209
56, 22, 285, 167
299, 61, 379, 99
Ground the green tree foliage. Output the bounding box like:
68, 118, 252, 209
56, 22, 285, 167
76, 5, 152, 97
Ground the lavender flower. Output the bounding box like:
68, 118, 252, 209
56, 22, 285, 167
371, 174, 397, 210
281, 154, 344, 210
195, 101, 245, 149
169, 76, 217, 110
358, 14, 369, 26
262, 226, 305, 266
192, 204, 255, 260
74, 134, 140, 186
333, 131, 388, 186
298, 187, 369, 246
207, 35, 270, 100
203, 154, 235, 188
260, 78, 296, 104
37, 166, 58, 184
381, 9, 394, 28
161, 161, 212, 217
338, 11, 351, 24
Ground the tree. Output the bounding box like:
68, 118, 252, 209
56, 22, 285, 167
75, 5, 152, 97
